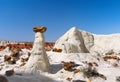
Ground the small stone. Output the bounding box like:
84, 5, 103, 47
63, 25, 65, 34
11, 48, 20, 57
66, 77, 72, 81
5, 69, 14, 76
52, 48, 62, 52
4, 55, 11, 62
74, 69, 80, 74
20, 63, 26, 67
72, 80, 86, 82
21, 57, 29, 62
0, 75, 8, 82
63, 61, 74, 71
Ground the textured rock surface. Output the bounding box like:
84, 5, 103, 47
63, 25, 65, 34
24, 26, 50, 73
92, 34, 120, 53
54, 27, 94, 53
80, 30, 94, 52
54, 27, 120, 54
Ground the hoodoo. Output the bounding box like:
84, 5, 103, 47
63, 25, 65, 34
24, 26, 50, 73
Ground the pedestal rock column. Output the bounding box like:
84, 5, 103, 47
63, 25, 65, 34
24, 26, 50, 73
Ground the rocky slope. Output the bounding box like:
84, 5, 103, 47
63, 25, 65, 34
54, 27, 94, 53
54, 27, 120, 55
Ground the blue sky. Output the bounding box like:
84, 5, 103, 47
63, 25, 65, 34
0, 0, 120, 42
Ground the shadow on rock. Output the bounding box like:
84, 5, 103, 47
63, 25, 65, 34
7, 74, 59, 82
0, 75, 8, 82
50, 64, 62, 74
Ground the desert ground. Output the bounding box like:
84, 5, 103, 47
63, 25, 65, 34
0, 27, 120, 82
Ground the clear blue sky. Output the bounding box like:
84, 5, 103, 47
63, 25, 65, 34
0, 0, 120, 42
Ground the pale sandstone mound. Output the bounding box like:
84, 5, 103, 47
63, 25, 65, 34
55, 27, 120, 54
92, 34, 120, 53
24, 26, 50, 73
54, 27, 94, 53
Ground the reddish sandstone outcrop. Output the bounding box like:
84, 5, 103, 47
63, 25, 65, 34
7, 43, 33, 50
62, 61, 75, 71
0, 46, 6, 51
0, 42, 55, 51
103, 55, 119, 61
4, 55, 11, 62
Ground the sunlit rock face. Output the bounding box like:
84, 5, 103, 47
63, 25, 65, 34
24, 26, 50, 73
54, 27, 94, 53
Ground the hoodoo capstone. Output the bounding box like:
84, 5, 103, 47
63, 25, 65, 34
33, 26, 47, 33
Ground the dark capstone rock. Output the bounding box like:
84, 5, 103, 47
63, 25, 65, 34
33, 26, 47, 33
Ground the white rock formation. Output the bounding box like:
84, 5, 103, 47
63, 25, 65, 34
92, 34, 120, 53
24, 26, 50, 73
54, 27, 120, 54
0, 40, 17, 46
54, 27, 94, 53
80, 29, 94, 52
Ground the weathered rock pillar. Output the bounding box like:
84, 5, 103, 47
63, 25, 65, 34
25, 26, 50, 73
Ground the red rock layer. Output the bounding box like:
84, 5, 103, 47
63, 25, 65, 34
0, 42, 55, 51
